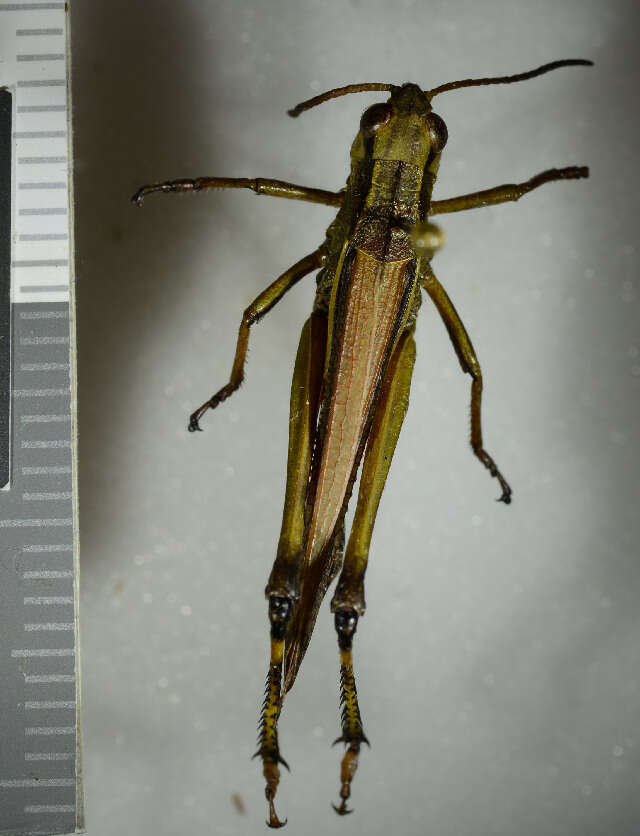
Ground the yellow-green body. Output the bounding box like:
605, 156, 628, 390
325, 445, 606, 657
132, 59, 591, 828
279, 85, 444, 694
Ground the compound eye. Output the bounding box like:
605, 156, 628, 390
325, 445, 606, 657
360, 102, 392, 139
427, 112, 448, 154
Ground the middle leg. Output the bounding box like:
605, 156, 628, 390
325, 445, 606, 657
189, 247, 324, 431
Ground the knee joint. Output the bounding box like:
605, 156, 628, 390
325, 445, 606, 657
268, 595, 293, 641
244, 308, 259, 326
334, 609, 359, 651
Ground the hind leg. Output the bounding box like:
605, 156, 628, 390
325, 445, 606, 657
257, 312, 327, 828
330, 328, 417, 814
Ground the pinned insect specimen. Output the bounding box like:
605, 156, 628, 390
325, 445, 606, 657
133, 58, 591, 827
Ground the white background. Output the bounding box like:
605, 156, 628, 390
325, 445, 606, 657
71, 1, 639, 834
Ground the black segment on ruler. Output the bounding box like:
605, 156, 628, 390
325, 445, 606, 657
0, 89, 10, 489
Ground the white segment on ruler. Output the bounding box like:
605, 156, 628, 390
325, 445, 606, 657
0, 5, 69, 303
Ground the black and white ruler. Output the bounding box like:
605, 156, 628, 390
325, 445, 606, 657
0, 4, 82, 835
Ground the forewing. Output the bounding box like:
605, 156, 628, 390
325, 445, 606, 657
283, 245, 417, 694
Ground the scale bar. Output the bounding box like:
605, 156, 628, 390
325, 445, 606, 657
22, 465, 72, 474
0, 518, 72, 526
25, 726, 74, 736
18, 105, 66, 113
23, 570, 73, 579
24, 673, 74, 681
0, 4, 65, 11
16, 28, 64, 35
19, 309, 68, 318
21, 413, 71, 421
22, 284, 70, 293
19, 181, 67, 189
21, 364, 70, 372
0, 517, 73, 528
13, 388, 70, 396
17, 54, 65, 62
22, 491, 73, 500
12, 648, 74, 657
0, 779, 75, 788
24, 623, 74, 631
1, 6, 80, 832
17, 78, 66, 87
23, 599, 73, 607
20, 336, 69, 344
21, 440, 71, 448
23, 544, 72, 552
17, 154, 66, 163
15, 130, 66, 139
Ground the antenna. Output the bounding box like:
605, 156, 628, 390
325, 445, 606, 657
288, 83, 393, 118
426, 59, 593, 98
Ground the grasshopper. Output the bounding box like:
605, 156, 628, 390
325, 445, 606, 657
133, 58, 591, 827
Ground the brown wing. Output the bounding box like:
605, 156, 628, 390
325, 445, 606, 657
283, 245, 417, 694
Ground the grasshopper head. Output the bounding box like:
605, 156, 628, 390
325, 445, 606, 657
357, 83, 448, 170
288, 62, 592, 163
